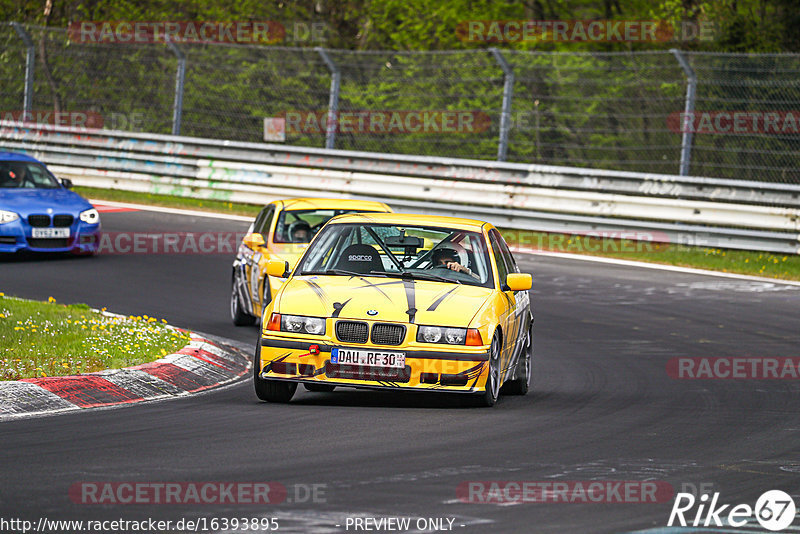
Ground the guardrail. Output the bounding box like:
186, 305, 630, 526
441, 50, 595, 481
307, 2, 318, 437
2, 120, 799, 254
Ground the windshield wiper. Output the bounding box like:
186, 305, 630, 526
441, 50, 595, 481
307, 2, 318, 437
377, 271, 461, 284
301, 269, 386, 278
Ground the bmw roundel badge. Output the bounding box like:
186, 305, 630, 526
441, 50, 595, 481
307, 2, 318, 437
367, 309, 378, 316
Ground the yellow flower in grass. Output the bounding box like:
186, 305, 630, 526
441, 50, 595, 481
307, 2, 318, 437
48, 296, 56, 303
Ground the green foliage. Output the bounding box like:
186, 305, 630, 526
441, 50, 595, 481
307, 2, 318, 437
2, 0, 798, 51
1, 1, 798, 181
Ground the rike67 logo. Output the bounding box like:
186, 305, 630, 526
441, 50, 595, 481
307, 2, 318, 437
669, 490, 796, 531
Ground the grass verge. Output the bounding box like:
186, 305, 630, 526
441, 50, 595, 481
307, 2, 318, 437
76, 186, 262, 217
80, 186, 800, 282
0, 293, 191, 380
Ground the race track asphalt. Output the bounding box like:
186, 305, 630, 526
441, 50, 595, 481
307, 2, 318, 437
1, 208, 799, 533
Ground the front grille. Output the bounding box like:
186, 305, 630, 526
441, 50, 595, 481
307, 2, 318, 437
325, 362, 411, 383
371, 323, 405, 346
336, 321, 369, 344
28, 215, 50, 227
53, 215, 74, 227
27, 238, 69, 249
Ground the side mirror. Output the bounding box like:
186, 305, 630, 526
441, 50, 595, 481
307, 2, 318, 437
266, 259, 290, 278
506, 273, 532, 292
242, 232, 265, 250
61, 178, 73, 189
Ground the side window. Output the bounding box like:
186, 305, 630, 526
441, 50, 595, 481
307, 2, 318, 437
495, 230, 520, 274
254, 206, 275, 237
489, 232, 509, 287
252, 207, 268, 234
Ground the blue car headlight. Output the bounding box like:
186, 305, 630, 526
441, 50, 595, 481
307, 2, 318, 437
79, 208, 100, 224
0, 210, 19, 224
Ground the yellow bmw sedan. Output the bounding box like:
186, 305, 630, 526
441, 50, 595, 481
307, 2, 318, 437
255, 213, 533, 407
230, 198, 391, 326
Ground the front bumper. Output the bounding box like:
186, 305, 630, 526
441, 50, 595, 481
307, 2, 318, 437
0, 219, 100, 254
259, 336, 490, 393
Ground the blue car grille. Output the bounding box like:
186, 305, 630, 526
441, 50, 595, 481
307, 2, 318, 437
27, 238, 70, 248
53, 215, 73, 227
27, 215, 50, 227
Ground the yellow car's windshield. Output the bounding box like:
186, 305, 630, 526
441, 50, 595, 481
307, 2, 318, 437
297, 223, 493, 288
273, 209, 384, 243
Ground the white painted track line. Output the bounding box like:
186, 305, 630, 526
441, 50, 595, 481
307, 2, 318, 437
92, 198, 800, 287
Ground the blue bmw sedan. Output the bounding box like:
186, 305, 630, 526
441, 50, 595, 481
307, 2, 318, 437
0, 152, 100, 254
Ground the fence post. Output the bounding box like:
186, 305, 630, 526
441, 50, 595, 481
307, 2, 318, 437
490, 48, 514, 162
167, 39, 186, 136
10, 22, 35, 121
671, 49, 696, 176
316, 47, 340, 150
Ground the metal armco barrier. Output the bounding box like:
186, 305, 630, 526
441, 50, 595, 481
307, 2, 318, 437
2, 121, 799, 254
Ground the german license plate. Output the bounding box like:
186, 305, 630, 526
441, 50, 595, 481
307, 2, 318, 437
331, 348, 405, 369
32, 228, 70, 238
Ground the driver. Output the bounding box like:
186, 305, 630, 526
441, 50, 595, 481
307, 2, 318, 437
288, 220, 312, 243
431, 244, 479, 280
5, 164, 27, 188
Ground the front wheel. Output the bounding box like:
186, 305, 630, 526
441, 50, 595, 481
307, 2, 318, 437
231, 270, 256, 326
503, 323, 532, 396
253, 344, 296, 403
477, 333, 502, 407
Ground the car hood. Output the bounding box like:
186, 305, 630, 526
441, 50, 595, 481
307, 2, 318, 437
275, 275, 492, 326
0, 188, 92, 215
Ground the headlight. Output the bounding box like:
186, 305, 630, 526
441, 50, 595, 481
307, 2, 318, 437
417, 325, 467, 345
273, 314, 326, 336
79, 208, 100, 224
0, 210, 19, 224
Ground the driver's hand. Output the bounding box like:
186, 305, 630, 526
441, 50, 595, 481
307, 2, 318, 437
445, 261, 463, 272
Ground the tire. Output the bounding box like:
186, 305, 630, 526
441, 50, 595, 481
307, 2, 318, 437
253, 343, 297, 403
476, 333, 502, 407
304, 383, 336, 392
258, 277, 271, 324
231, 270, 256, 326
503, 323, 532, 396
